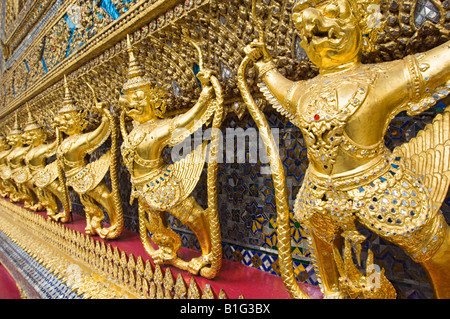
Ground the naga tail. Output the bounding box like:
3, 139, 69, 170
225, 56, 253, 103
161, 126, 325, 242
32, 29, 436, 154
55, 127, 72, 222
199, 75, 224, 279
393, 104, 450, 216
233, 0, 310, 298
85, 81, 123, 239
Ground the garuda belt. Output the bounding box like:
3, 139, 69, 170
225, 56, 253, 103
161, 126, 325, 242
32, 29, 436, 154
65, 151, 111, 194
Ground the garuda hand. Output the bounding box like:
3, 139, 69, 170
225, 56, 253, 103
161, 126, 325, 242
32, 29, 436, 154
196, 69, 218, 88
93, 101, 109, 114
244, 40, 272, 64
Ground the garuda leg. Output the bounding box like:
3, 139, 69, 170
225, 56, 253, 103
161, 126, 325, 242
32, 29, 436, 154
421, 223, 450, 299
366, 211, 450, 299
168, 195, 213, 274
79, 192, 105, 237
4, 179, 19, 201
18, 183, 39, 210
302, 214, 343, 298
139, 201, 182, 265
44, 179, 71, 222
84, 181, 122, 239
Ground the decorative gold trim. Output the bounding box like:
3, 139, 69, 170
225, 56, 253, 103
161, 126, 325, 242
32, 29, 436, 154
0, 199, 235, 299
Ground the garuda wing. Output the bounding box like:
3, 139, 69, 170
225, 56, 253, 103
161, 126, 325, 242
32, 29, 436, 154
140, 142, 208, 211
33, 161, 59, 188
170, 141, 208, 200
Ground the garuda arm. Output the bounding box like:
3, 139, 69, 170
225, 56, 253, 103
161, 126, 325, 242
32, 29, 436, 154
249, 40, 450, 126
37, 139, 58, 162
147, 71, 219, 208
45, 139, 58, 158
63, 102, 112, 196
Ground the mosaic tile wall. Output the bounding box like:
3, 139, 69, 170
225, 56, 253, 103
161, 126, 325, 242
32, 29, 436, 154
63, 95, 450, 299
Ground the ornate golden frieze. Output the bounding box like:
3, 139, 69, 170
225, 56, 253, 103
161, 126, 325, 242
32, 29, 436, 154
2, 0, 58, 56
0, 0, 193, 120
0, 0, 263, 139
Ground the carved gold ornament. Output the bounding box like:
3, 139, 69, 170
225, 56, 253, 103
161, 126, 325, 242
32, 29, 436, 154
119, 34, 224, 278
53, 76, 124, 239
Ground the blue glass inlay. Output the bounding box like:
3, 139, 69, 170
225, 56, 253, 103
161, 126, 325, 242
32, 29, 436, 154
193, 62, 201, 88
24, 60, 30, 72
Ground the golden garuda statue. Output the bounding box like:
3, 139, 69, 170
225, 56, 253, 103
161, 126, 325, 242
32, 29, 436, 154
240, 0, 450, 299
24, 105, 72, 222
0, 135, 14, 198
5, 113, 43, 211
53, 76, 123, 239
119, 34, 224, 278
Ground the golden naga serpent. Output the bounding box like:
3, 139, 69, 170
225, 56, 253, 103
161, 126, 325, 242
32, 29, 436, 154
237, 0, 310, 299
187, 33, 225, 278
201, 77, 224, 278
85, 82, 124, 239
